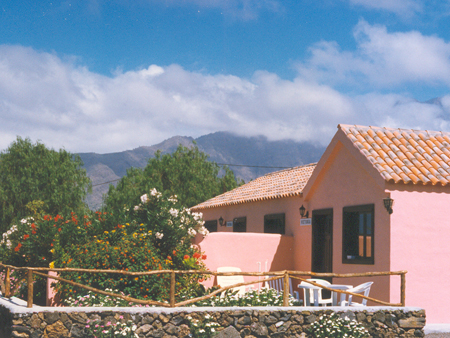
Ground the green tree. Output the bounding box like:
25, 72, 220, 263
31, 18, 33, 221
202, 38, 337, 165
103, 143, 242, 215
0, 137, 92, 234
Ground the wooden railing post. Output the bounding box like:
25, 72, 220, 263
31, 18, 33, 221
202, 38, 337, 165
27, 269, 33, 308
5, 267, 11, 298
283, 271, 289, 307
170, 271, 175, 307
401, 272, 406, 307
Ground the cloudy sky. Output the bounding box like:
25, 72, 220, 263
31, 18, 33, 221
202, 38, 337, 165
1, 0, 450, 153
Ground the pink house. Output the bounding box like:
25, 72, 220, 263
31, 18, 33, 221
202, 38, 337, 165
192, 124, 450, 324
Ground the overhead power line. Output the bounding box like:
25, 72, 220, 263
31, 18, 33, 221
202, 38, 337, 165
91, 162, 294, 187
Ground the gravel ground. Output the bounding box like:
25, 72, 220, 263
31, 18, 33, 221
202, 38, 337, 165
425, 334, 450, 337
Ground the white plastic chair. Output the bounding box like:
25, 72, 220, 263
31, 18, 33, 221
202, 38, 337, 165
266, 275, 300, 302
299, 279, 332, 306
216, 267, 246, 296
341, 281, 373, 306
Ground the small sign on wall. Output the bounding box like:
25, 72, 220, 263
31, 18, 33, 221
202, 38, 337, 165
300, 218, 312, 226
226, 221, 233, 227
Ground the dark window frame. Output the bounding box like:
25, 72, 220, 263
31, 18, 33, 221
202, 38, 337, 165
204, 220, 218, 233
342, 204, 375, 265
264, 213, 285, 234
233, 217, 246, 232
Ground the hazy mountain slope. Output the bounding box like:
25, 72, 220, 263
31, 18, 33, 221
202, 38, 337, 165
79, 132, 326, 210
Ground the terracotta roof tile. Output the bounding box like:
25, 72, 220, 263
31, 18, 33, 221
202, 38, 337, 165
191, 163, 316, 210
340, 124, 450, 186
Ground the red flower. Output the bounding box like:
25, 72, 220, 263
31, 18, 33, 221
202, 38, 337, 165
44, 215, 52, 221
14, 243, 22, 252
54, 215, 62, 221
58, 228, 62, 232
193, 252, 201, 259
184, 255, 189, 260
23, 234, 29, 240
202, 254, 207, 260
31, 223, 36, 230
32, 230, 36, 235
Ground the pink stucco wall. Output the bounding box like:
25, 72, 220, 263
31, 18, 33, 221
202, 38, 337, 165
194, 232, 295, 289
303, 139, 392, 305
388, 183, 450, 323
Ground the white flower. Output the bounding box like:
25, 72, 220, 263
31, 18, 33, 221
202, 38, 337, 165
192, 212, 203, 221
134, 205, 140, 211
140, 194, 149, 204
198, 226, 209, 236
188, 228, 197, 236
155, 232, 164, 239
169, 208, 178, 217
20, 219, 27, 224
150, 188, 158, 196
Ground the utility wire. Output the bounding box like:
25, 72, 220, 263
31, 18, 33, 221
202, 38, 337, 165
91, 163, 295, 187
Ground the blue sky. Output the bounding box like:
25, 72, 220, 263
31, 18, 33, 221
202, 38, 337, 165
1, 0, 450, 153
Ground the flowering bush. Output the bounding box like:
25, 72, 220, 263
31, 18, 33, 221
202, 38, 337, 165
65, 289, 130, 307
307, 313, 369, 338
187, 313, 220, 338
193, 287, 302, 307
55, 189, 210, 304
85, 317, 138, 338
0, 209, 91, 305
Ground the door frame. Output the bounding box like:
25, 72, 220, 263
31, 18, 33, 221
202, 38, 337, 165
311, 208, 333, 277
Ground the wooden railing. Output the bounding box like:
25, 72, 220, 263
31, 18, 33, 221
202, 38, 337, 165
0, 263, 407, 308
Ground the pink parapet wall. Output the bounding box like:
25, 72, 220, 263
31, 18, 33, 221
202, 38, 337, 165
194, 232, 295, 289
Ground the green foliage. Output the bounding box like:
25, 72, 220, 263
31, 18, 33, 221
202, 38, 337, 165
187, 313, 220, 338
307, 313, 369, 338
193, 287, 302, 307
103, 144, 242, 215
0, 137, 92, 234
55, 189, 210, 304
65, 290, 132, 307
0, 212, 92, 305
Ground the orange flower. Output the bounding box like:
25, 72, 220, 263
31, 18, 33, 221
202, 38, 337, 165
202, 254, 207, 260
184, 255, 189, 260
31, 223, 36, 230
193, 253, 201, 259
14, 243, 22, 252
23, 234, 29, 240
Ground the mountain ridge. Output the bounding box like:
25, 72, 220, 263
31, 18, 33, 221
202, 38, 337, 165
79, 132, 326, 209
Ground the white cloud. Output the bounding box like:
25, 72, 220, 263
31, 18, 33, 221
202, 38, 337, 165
348, 0, 422, 16
297, 20, 450, 90
1, 44, 450, 154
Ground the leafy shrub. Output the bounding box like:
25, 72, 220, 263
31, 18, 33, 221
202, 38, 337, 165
55, 189, 210, 304
193, 287, 302, 307
0, 210, 90, 305
307, 313, 369, 338
187, 313, 220, 338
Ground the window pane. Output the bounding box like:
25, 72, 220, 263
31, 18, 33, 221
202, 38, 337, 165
343, 204, 374, 264
204, 220, 218, 233
366, 214, 372, 235
233, 217, 246, 232
264, 213, 285, 234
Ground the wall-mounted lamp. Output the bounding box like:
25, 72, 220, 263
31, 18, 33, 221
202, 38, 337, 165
219, 216, 224, 226
299, 205, 309, 218
383, 197, 394, 214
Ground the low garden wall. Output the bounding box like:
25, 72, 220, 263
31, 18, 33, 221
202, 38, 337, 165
0, 298, 426, 338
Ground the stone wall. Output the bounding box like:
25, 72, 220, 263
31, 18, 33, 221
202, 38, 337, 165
0, 304, 426, 338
